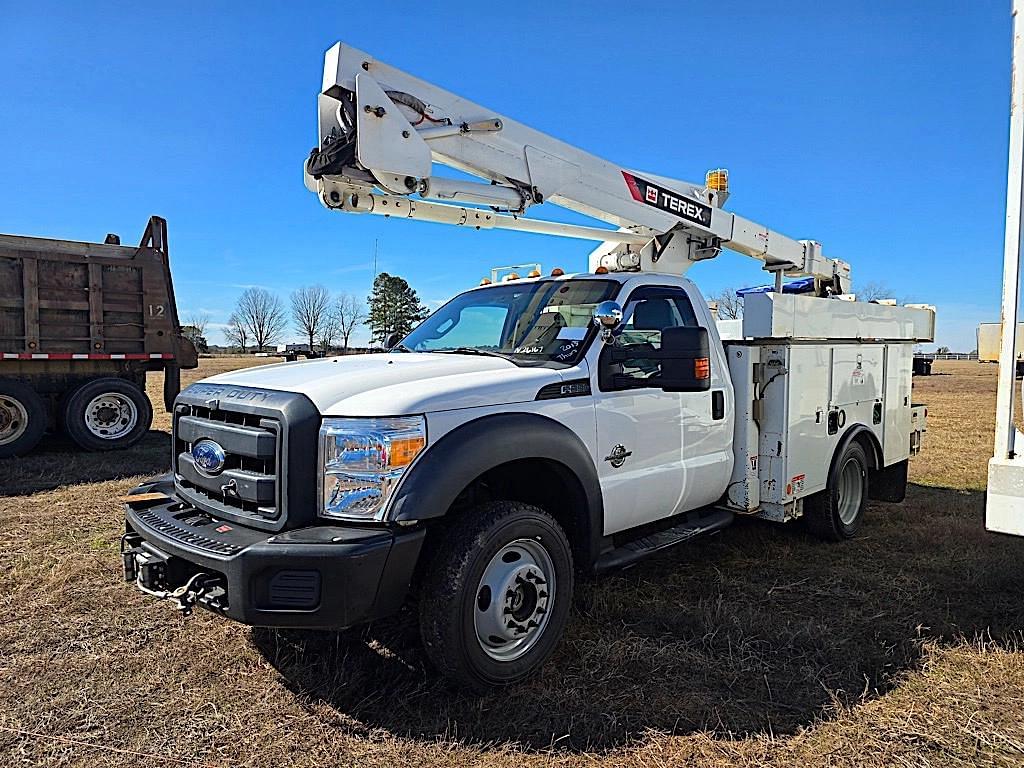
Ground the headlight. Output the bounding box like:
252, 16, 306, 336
318, 416, 426, 521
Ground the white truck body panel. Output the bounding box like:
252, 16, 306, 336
722, 339, 920, 520
977, 322, 1024, 362
743, 292, 935, 342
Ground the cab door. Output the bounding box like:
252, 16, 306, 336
591, 284, 733, 535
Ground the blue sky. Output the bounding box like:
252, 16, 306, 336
0, 1, 1012, 350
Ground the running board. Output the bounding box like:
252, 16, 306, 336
594, 507, 734, 572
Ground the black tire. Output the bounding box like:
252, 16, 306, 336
804, 440, 869, 541
418, 501, 574, 692
0, 380, 47, 458
62, 377, 153, 451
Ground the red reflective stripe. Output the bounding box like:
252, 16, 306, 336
0, 352, 174, 360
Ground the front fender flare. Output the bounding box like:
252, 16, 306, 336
388, 412, 604, 563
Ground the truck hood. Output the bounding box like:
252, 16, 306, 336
200, 353, 568, 415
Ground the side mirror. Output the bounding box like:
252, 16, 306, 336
592, 300, 623, 342
660, 326, 712, 392
383, 331, 403, 351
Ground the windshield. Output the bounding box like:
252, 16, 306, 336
399, 279, 618, 365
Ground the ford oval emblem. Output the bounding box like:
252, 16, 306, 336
192, 439, 227, 476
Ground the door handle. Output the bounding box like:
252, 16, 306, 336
712, 390, 725, 420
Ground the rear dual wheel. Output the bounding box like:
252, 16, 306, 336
0, 381, 46, 458
62, 378, 152, 451
804, 440, 869, 541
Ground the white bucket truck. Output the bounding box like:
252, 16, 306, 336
121, 43, 933, 691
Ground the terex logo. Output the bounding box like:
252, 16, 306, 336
622, 171, 713, 228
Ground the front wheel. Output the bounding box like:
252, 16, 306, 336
418, 501, 574, 692
62, 377, 153, 451
804, 440, 869, 541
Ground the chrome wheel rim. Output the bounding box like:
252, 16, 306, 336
473, 538, 555, 662
0, 395, 29, 446
838, 457, 864, 525
83, 393, 138, 440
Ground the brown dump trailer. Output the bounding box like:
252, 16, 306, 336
0, 216, 197, 458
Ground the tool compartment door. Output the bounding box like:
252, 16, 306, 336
830, 346, 884, 407
883, 344, 914, 465
783, 344, 834, 500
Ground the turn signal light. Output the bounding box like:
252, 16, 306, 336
502, 272, 520, 281
551, 267, 565, 276
595, 266, 609, 274
694, 357, 711, 379
528, 269, 541, 277
388, 435, 426, 468
479, 278, 492, 286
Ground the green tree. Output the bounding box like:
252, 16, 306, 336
181, 325, 209, 353
366, 272, 427, 345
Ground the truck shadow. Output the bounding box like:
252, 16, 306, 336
0, 430, 171, 496
251, 483, 1024, 753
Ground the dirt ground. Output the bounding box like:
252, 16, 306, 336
2, 358, 1024, 767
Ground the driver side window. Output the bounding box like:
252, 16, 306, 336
600, 287, 698, 390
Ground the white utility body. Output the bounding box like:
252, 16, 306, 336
122, 40, 935, 692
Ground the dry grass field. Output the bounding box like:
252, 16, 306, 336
2, 358, 1024, 767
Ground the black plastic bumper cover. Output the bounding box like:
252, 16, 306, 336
123, 476, 425, 630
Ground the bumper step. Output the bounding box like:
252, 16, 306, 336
595, 508, 734, 572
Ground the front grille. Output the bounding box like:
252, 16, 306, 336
174, 403, 280, 521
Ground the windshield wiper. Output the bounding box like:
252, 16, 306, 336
435, 347, 515, 362
390, 344, 416, 353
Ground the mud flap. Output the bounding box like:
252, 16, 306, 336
163, 363, 180, 412
870, 459, 908, 503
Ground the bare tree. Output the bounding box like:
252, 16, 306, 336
334, 292, 367, 350
234, 288, 287, 352
290, 285, 331, 351
857, 281, 897, 303
225, 312, 249, 353
317, 312, 339, 355
184, 311, 210, 337
709, 288, 743, 319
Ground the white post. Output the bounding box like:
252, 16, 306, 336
987, 0, 1024, 532
995, 1, 1024, 460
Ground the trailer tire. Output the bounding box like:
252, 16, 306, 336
418, 501, 574, 693
0, 381, 47, 458
804, 440, 869, 541
62, 378, 152, 451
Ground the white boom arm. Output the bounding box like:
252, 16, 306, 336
304, 43, 851, 292
987, 1, 1024, 532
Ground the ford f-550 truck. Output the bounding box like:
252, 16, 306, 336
121, 43, 933, 691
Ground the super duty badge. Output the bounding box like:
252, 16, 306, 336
622, 171, 713, 228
